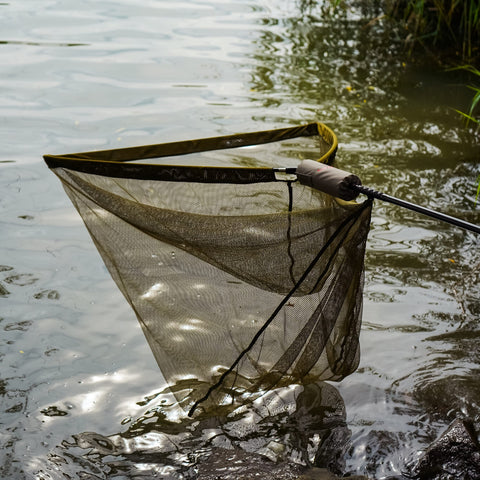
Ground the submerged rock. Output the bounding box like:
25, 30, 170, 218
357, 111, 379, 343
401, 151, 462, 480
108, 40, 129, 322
414, 375, 480, 420
298, 467, 370, 479
196, 448, 369, 480
411, 418, 480, 479
196, 447, 306, 479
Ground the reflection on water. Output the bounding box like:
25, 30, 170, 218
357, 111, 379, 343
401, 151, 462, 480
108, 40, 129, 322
39, 382, 349, 479
0, 40, 88, 47
1, 0, 480, 478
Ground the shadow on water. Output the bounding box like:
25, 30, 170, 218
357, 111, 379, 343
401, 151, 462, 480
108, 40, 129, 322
38, 382, 351, 479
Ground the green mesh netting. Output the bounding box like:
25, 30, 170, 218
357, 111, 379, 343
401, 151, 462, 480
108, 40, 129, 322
44, 123, 372, 414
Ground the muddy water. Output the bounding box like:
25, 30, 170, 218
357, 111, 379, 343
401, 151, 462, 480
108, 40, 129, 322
1, 1, 479, 479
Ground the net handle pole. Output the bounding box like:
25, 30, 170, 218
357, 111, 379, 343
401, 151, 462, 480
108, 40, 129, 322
351, 184, 480, 235
280, 163, 480, 234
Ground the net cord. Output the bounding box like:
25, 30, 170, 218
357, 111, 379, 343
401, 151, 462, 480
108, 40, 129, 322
187, 199, 372, 417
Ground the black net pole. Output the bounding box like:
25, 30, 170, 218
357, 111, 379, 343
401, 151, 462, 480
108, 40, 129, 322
352, 185, 480, 235
284, 162, 480, 235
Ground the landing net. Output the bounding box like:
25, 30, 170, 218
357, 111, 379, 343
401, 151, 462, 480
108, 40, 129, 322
44, 123, 372, 414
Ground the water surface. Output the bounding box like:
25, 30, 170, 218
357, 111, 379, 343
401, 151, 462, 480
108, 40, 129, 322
1, 1, 479, 478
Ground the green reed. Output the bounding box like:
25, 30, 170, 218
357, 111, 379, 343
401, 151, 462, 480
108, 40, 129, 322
388, 0, 480, 61
450, 64, 480, 126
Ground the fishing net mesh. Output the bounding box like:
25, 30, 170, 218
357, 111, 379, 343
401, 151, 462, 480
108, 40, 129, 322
44, 123, 372, 413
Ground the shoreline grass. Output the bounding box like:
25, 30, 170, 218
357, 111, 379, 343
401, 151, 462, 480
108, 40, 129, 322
386, 0, 480, 63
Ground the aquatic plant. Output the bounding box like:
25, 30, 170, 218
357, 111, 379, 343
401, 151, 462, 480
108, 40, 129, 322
453, 65, 480, 126
385, 2, 480, 202
456, 65, 480, 204
387, 0, 480, 62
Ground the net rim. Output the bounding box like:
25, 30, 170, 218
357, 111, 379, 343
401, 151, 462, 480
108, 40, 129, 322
43, 122, 338, 183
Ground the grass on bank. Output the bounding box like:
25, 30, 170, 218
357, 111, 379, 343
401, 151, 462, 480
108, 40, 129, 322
452, 65, 480, 126
389, 1, 480, 202
324, 0, 480, 200
386, 0, 480, 62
